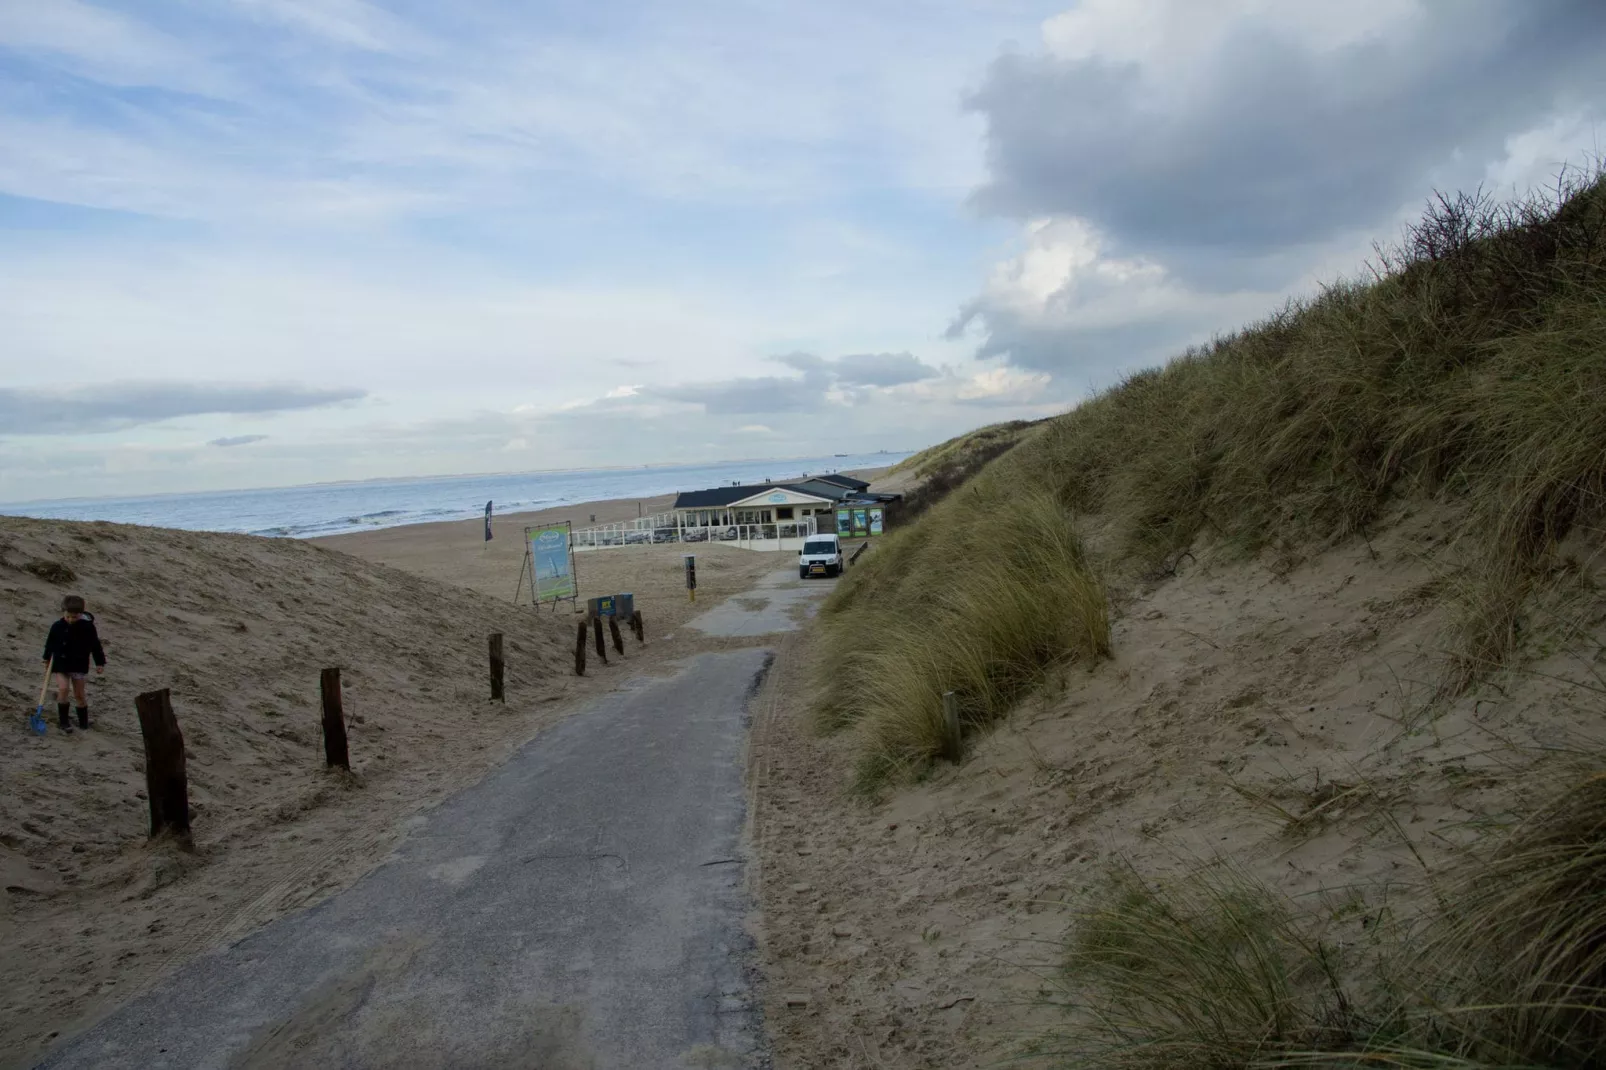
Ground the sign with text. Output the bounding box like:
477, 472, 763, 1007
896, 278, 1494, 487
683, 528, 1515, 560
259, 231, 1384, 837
528, 524, 576, 603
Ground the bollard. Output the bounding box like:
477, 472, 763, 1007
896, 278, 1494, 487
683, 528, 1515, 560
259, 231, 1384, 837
489, 632, 505, 703
631, 609, 645, 644
574, 621, 588, 676
593, 616, 608, 664
320, 668, 350, 770
608, 617, 625, 656
941, 690, 961, 763
135, 689, 191, 841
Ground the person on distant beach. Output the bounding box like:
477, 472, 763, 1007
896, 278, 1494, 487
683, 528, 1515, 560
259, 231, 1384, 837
41, 595, 106, 734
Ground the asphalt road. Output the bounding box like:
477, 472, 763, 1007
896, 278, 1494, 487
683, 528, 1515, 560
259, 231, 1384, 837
39, 648, 775, 1070
686, 571, 834, 639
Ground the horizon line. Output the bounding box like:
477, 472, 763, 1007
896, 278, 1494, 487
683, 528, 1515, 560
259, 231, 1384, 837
0, 448, 915, 510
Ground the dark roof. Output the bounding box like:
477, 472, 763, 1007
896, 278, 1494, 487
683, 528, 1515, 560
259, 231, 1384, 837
790, 479, 854, 501
673, 483, 775, 509
672, 482, 835, 509
672, 472, 871, 509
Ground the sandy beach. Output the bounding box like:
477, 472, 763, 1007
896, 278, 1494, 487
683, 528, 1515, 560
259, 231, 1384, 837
0, 466, 895, 1065
315, 466, 900, 639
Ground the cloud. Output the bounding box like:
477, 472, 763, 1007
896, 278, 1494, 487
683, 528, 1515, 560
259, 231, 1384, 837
952, 1, 1606, 378
636, 349, 945, 415
950, 216, 1277, 374
0, 382, 366, 435
776, 351, 941, 388
968, 0, 1606, 257
207, 434, 269, 447
648, 375, 829, 415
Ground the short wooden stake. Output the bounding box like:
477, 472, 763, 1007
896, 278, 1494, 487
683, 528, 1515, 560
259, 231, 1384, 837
489, 632, 505, 702
608, 617, 625, 655
320, 667, 350, 770
574, 621, 588, 676
135, 689, 191, 841
630, 609, 645, 644
941, 690, 961, 763
593, 616, 608, 664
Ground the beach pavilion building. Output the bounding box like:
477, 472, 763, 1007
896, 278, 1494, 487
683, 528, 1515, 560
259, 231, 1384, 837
671, 473, 871, 532
569, 472, 885, 551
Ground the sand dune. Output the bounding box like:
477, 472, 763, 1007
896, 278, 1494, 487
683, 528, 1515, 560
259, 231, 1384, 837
752, 504, 1606, 1067
0, 516, 579, 1064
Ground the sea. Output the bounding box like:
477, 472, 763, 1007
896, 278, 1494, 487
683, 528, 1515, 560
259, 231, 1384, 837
0, 451, 912, 539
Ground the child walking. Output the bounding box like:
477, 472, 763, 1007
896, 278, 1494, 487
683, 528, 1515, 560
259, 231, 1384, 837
41, 595, 106, 733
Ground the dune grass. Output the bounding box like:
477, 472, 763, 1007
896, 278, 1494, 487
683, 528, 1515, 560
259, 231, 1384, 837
817, 170, 1606, 784
1039, 770, 1606, 1069
888, 419, 1041, 480
817, 471, 1108, 788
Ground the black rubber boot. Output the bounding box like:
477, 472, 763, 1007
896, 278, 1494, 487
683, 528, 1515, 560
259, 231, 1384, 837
57, 702, 73, 733
77, 707, 90, 730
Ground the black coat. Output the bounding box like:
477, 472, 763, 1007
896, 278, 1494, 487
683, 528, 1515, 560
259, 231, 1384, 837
42, 614, 106, 675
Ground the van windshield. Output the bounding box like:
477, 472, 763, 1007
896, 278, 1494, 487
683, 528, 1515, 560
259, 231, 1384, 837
803, 540, 836, 555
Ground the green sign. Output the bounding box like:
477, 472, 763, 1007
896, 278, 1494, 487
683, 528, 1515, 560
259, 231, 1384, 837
836, 509, 852, 536
529, 525, 575, 602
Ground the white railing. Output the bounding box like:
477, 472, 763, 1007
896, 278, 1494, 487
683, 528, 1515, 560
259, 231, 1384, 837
572, 517, 818, 552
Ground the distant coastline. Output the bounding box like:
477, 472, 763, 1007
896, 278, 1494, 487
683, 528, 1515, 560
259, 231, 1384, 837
0, 451, 913, 540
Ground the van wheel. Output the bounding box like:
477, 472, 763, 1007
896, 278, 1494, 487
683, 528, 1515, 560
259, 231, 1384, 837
828, 564, 840, 578
800, 568, 809, 579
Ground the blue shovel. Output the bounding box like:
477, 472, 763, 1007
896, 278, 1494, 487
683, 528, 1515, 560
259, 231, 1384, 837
29, 664, 51, 735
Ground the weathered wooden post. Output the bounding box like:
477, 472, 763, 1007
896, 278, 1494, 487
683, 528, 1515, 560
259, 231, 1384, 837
593, 616, 608, 663
574, 620, 588, 676
941, 690, 961, 763
608, 617, 625, 655
489, 632, 505, 702
630, 609, 645, 644
135, 689, 191, 841
320, 668, 350, 770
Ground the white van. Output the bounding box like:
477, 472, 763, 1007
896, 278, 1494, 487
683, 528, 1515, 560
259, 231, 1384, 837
798, 533, 844, 578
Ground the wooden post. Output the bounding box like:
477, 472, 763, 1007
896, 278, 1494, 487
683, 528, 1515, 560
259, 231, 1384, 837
608, 617, 625, 655
593, 616, 608, 663
489, 632, 505, 702
135, 689, 191, 841
574, 621, 587, 676
631, 609, 645, 643
320, 668, 350, 770
941, 690, 961, 762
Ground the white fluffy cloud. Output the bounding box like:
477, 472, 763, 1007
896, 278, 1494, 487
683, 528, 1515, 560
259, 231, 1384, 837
955, 0, 1606, 376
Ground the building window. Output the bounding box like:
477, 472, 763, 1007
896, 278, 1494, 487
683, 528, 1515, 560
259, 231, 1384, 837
776, 507, 794, 520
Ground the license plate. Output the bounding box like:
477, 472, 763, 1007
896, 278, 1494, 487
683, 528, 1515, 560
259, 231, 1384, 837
809, 564, 826, 574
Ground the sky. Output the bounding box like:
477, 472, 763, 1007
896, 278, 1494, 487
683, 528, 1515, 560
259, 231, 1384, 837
2, 0, 1603, 502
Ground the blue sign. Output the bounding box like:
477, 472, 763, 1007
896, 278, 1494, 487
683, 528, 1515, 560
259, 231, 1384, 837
768, 491, 789, 504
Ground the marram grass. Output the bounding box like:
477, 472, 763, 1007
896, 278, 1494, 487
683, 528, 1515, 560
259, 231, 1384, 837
820, 173, 1606, 783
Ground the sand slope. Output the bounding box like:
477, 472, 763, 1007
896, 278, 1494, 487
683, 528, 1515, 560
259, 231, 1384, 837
752, 505, 1606, 1067
0, 516, 577, 1065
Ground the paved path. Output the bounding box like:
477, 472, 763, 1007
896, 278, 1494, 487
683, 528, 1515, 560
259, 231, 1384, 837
40, 648, 775, 1070
686, 571, 831, 638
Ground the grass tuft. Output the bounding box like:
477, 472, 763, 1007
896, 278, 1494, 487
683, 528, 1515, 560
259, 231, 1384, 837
1041, 769, 1606, 1070
1418, 771, 1606, 1066
1042, 863, 1386, 1069
816, 473, 1108, 787
821, 171, 1606, 780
